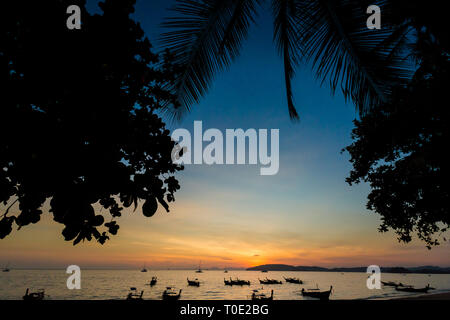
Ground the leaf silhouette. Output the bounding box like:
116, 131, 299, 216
142, 197, 158, 217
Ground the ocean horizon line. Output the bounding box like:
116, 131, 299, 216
4, 264, 450, 272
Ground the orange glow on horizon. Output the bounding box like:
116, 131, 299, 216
1, 193, 450, 269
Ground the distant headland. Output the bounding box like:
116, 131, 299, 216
247, 264, 450, 274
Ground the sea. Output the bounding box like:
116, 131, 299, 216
1, 270, 450, 300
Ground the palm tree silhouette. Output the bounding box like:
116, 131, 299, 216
159, 0, 416, 120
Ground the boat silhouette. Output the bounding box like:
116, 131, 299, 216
195, 261, 203, 273
251, 289, 274, 301
224, 277, 250, 286
381, 281, 412, 288
301, 286, 333, 301
259, 278, 282, 285
126, 287, 144, 300
2, 262, 11, 272
149, 276, 157, 286
162, 287, 182, 300
395, 284, 432, 293
23, 288, 45, 300
284, 277, 303, 284
187, 278, 200, 287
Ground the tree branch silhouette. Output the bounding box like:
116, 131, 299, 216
0, 0, 183, 244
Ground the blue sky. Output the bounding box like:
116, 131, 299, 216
128, 0, 371, 223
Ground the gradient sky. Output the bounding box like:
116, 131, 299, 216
1, 0, 449, 269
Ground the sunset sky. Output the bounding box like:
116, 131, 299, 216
1, 0, 449, 269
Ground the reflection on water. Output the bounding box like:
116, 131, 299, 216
1, 270, 450, 300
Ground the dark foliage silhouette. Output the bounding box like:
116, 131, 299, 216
0, 0, 182, 244
345, 7, 450, 247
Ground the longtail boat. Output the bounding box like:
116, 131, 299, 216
301, 286, 332, 301
187, 278, 200, 287
251, 289, 274, 301
259, 278, 282, 285
395, 284, 431, 293
382, 281, 412, 287
126, 287, 144, 300
23, 288, 45, 301
284, 277, 303, 284
224, 278, 250, 286
162, 287, 182, 300
231, 278, 250, 286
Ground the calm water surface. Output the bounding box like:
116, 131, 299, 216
1, 270, 450, 300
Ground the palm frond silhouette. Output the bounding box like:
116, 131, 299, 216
160, 0, 413, 120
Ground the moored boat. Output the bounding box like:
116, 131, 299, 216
381, 281, 398, 287
149, 276, 157, 286
284, 277, 303, 284
231, 278, 250, 286
381, 281, 411, 287
162, 287, 182, 300
126, 287, 144, 300
395, 284, 431, 293
251, 289, 274, 301
224, 277, 250, 286
195, 261, 203, 273
2, 262, 10, 272
259, 278, 282, 285
187, 278, 200, 287
301, 286, 332, 301
23, 288, 45, 301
